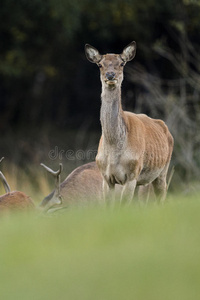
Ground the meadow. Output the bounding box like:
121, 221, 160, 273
0, 194, 200, 300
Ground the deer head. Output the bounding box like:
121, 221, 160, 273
85, 41, 136, 89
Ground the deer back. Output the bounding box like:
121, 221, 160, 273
40, 162, 103, 210
0, 191, 35, 212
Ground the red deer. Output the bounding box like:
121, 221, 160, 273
85, 41, 174, 203
40, 161, 103, 212
0, 157, 34, 212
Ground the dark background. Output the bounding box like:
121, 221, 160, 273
0, 0, 200, 191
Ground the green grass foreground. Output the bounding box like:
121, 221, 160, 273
0, 196, 200, 300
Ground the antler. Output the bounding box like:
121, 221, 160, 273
0, 157, 5, 164
0, 157, 11, 193
40, 163, 63, 198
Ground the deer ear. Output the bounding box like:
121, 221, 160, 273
121, 41, 136, 62
85, 44, 102, 63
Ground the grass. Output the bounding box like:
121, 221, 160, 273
0, 195, 200, 300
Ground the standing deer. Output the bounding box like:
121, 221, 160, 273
0, 157, 34, 212
85, 41, 174, 203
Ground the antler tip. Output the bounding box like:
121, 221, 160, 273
0, 157, 5, 163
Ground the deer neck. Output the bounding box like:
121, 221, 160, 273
100, 85, 126, 146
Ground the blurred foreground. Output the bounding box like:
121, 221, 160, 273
0, 196, 200, 300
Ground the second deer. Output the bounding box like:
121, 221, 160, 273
40, 161, 103, 212
0, 158, 34, 212
85, 41, 174, 203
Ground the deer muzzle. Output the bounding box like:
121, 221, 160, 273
106, 72, 116, 81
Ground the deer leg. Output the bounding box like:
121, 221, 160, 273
102, 178, 115, 204
120, 179, 137, 205
152, 175, 167, 203
152, 164, 170, 203
137, 184, 151, 203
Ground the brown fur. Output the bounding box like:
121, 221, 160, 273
0, 191, 34, 212
60, 162, 103, 203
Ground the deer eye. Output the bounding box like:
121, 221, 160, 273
98, 64, 102, 68
121, 62, 125, 67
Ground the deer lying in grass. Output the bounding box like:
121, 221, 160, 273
0, 157, 34, 212
40, 161, 103, 212
85, 41, 174, 203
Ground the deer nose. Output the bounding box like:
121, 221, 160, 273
106, 72, 115, 81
